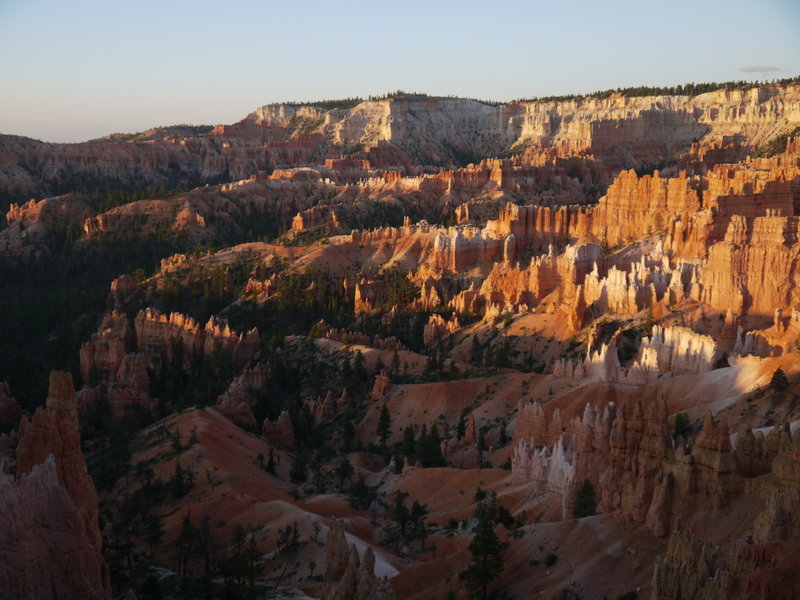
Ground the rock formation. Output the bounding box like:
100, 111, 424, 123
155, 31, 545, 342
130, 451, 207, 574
133, 308, 259, 370
0, 195, 92, 258
4, 371, 110, 600
262, 411, 295, 449
651, 528, 800, 600
305, 391, 340, 423
371, 370, 393, 400
80, 308, 260, 417
354, 279, 389, 314
514, 400, 565, 450
16, 373, 103, 538
553, 325, 719, 385
106, 353, 151, 418
215, 363, 269, 428
79, 311, 134, 385
512, 403, 613, 519
514, 393, 800, 544
110, 274, 138, 309
423, 313, 460, 348
322, 517, 394, 600
317, 320, 406, 351
0, 457, 111, 600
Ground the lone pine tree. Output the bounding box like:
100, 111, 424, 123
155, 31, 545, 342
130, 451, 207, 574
573, 479, 597, 518
460, 517, 506, 600
378, 402, 392, 448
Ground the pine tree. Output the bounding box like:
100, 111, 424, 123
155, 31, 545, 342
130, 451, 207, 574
336, 456, 354, 490
416, 423, 429, 464
354, 350, 366, 379
459, 517, 506, 600
341, 418, 356, 453
424, 423, 444, 467
673, 413, 691, 439
341, 355, 353, 381
276, 522, 300, 555
378, 402, 392, 448
498, 418, 508, 447
290, 451, 308, 483
374, 355, 386, 376
471, 334, 482, 366
424, 353, 437, 377
247, 533, 260, 596
770, 367, 789, 391
391, 490, 411, 538
400, 426, 417, 462
221, 524, 248, 594
266, 447, 277, 475
347, 474, 376, 510
174, 516, 196, 575
573, 479, 597, 518
409, 499, 428, 542
483, 345, 494, 371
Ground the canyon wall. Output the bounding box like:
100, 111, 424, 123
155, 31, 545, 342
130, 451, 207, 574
4, 85, 798, 202
244, 86, 800, 168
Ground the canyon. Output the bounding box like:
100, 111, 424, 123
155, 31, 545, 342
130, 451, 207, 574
1, 82, 800, 599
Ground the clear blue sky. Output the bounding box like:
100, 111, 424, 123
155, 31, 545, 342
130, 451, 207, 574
1, 0, 798, 143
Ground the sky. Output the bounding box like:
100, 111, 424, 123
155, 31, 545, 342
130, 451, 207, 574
1, 0, 798, 143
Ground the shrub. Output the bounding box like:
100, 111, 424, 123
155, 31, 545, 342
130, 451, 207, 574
770, 367, 789, 391
573, 479, 597, 518
673, 413, 691, 438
